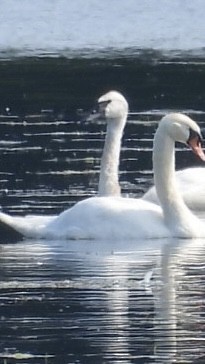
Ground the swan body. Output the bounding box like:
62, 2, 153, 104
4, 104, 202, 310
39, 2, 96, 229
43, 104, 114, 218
0, 112, 205, 241
91, 90, 128, 197
41, 197, 169, 240
143, 167, 205, 211
0, 197, 168, 240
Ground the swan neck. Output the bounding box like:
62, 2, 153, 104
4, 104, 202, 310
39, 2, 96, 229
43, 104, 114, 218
153, 131, 176, 203
98, 117, 125, 196
153, 127, 194, 230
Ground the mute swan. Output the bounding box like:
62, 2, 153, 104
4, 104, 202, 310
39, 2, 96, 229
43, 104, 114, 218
0, 113, 205, 240
91, 90, 128, 196
143, 167, 205, 211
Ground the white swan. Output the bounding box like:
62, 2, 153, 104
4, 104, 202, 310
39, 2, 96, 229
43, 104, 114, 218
97, 93, 205, 211
96, 93, 205, 211
91, 90, 128, 196
0, 113, 205, 241
143, 167, 205, 211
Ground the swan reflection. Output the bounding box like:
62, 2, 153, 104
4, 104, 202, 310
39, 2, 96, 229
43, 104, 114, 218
0, 238, 205, 363
154, 237, 205, 363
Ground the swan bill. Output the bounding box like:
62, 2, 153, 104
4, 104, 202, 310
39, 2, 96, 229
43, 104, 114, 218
187, 135, 205, 161
87, 100, 112, 121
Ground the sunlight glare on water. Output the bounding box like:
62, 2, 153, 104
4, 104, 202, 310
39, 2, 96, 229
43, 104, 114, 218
0, 2, 205, 360
1, 237, 205, 363
0, 71, 205, 362
0, 0, 205, 58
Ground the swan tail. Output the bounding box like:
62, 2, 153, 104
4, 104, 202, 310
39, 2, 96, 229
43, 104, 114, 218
0, 213, 24, 243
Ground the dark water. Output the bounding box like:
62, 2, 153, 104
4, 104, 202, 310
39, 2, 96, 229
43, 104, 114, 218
0, 56, 205, 215
0, 55, 205, 363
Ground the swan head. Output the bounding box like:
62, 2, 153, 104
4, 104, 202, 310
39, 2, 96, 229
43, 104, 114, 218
88, 91, 128, 125
98, 91, 128, 120
159, 113, 205, 161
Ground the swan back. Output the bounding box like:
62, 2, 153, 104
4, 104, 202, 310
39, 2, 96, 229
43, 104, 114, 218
143, 167, 205, 211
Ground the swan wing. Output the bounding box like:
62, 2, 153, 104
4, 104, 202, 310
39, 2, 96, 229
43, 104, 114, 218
44, 197, 170, 240
143, 167, 205, 211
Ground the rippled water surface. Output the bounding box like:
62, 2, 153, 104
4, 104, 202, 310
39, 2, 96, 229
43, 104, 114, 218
0, 13, 205, 360
1, 238, 205, 364
1, 93, 205, 362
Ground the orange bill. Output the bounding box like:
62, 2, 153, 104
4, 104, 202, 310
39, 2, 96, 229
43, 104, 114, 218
188, 136, 205, 161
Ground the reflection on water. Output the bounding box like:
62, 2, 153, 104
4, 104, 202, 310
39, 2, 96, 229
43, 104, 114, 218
0, 56, 205, 363
1, 238, 205, 363
155, 239, 205, 364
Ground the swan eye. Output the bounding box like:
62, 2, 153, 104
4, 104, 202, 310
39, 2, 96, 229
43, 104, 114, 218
188, 128, 202, 146
98, 99, 112, 109
96, 99, 112, 117
98, 100, 111, 105
86, 99, 112, 121
91, 100, 111, 114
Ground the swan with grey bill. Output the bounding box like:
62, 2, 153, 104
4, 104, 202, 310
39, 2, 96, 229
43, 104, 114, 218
0, 90, 128, 242
0, 112, 205, 241
87, 90, 128, 197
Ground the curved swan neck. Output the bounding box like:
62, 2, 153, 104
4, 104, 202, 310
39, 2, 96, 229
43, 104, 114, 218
98, 117, 125, 196
153, 125, 194, 230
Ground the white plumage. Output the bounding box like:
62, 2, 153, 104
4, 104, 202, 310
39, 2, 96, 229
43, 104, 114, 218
0, 112, 204, 240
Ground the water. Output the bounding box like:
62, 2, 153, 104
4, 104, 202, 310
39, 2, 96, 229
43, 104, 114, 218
0, 0, 205, 58
1, 238, 205, 363
0, 1, 205, 363
0, 103, 205, 363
